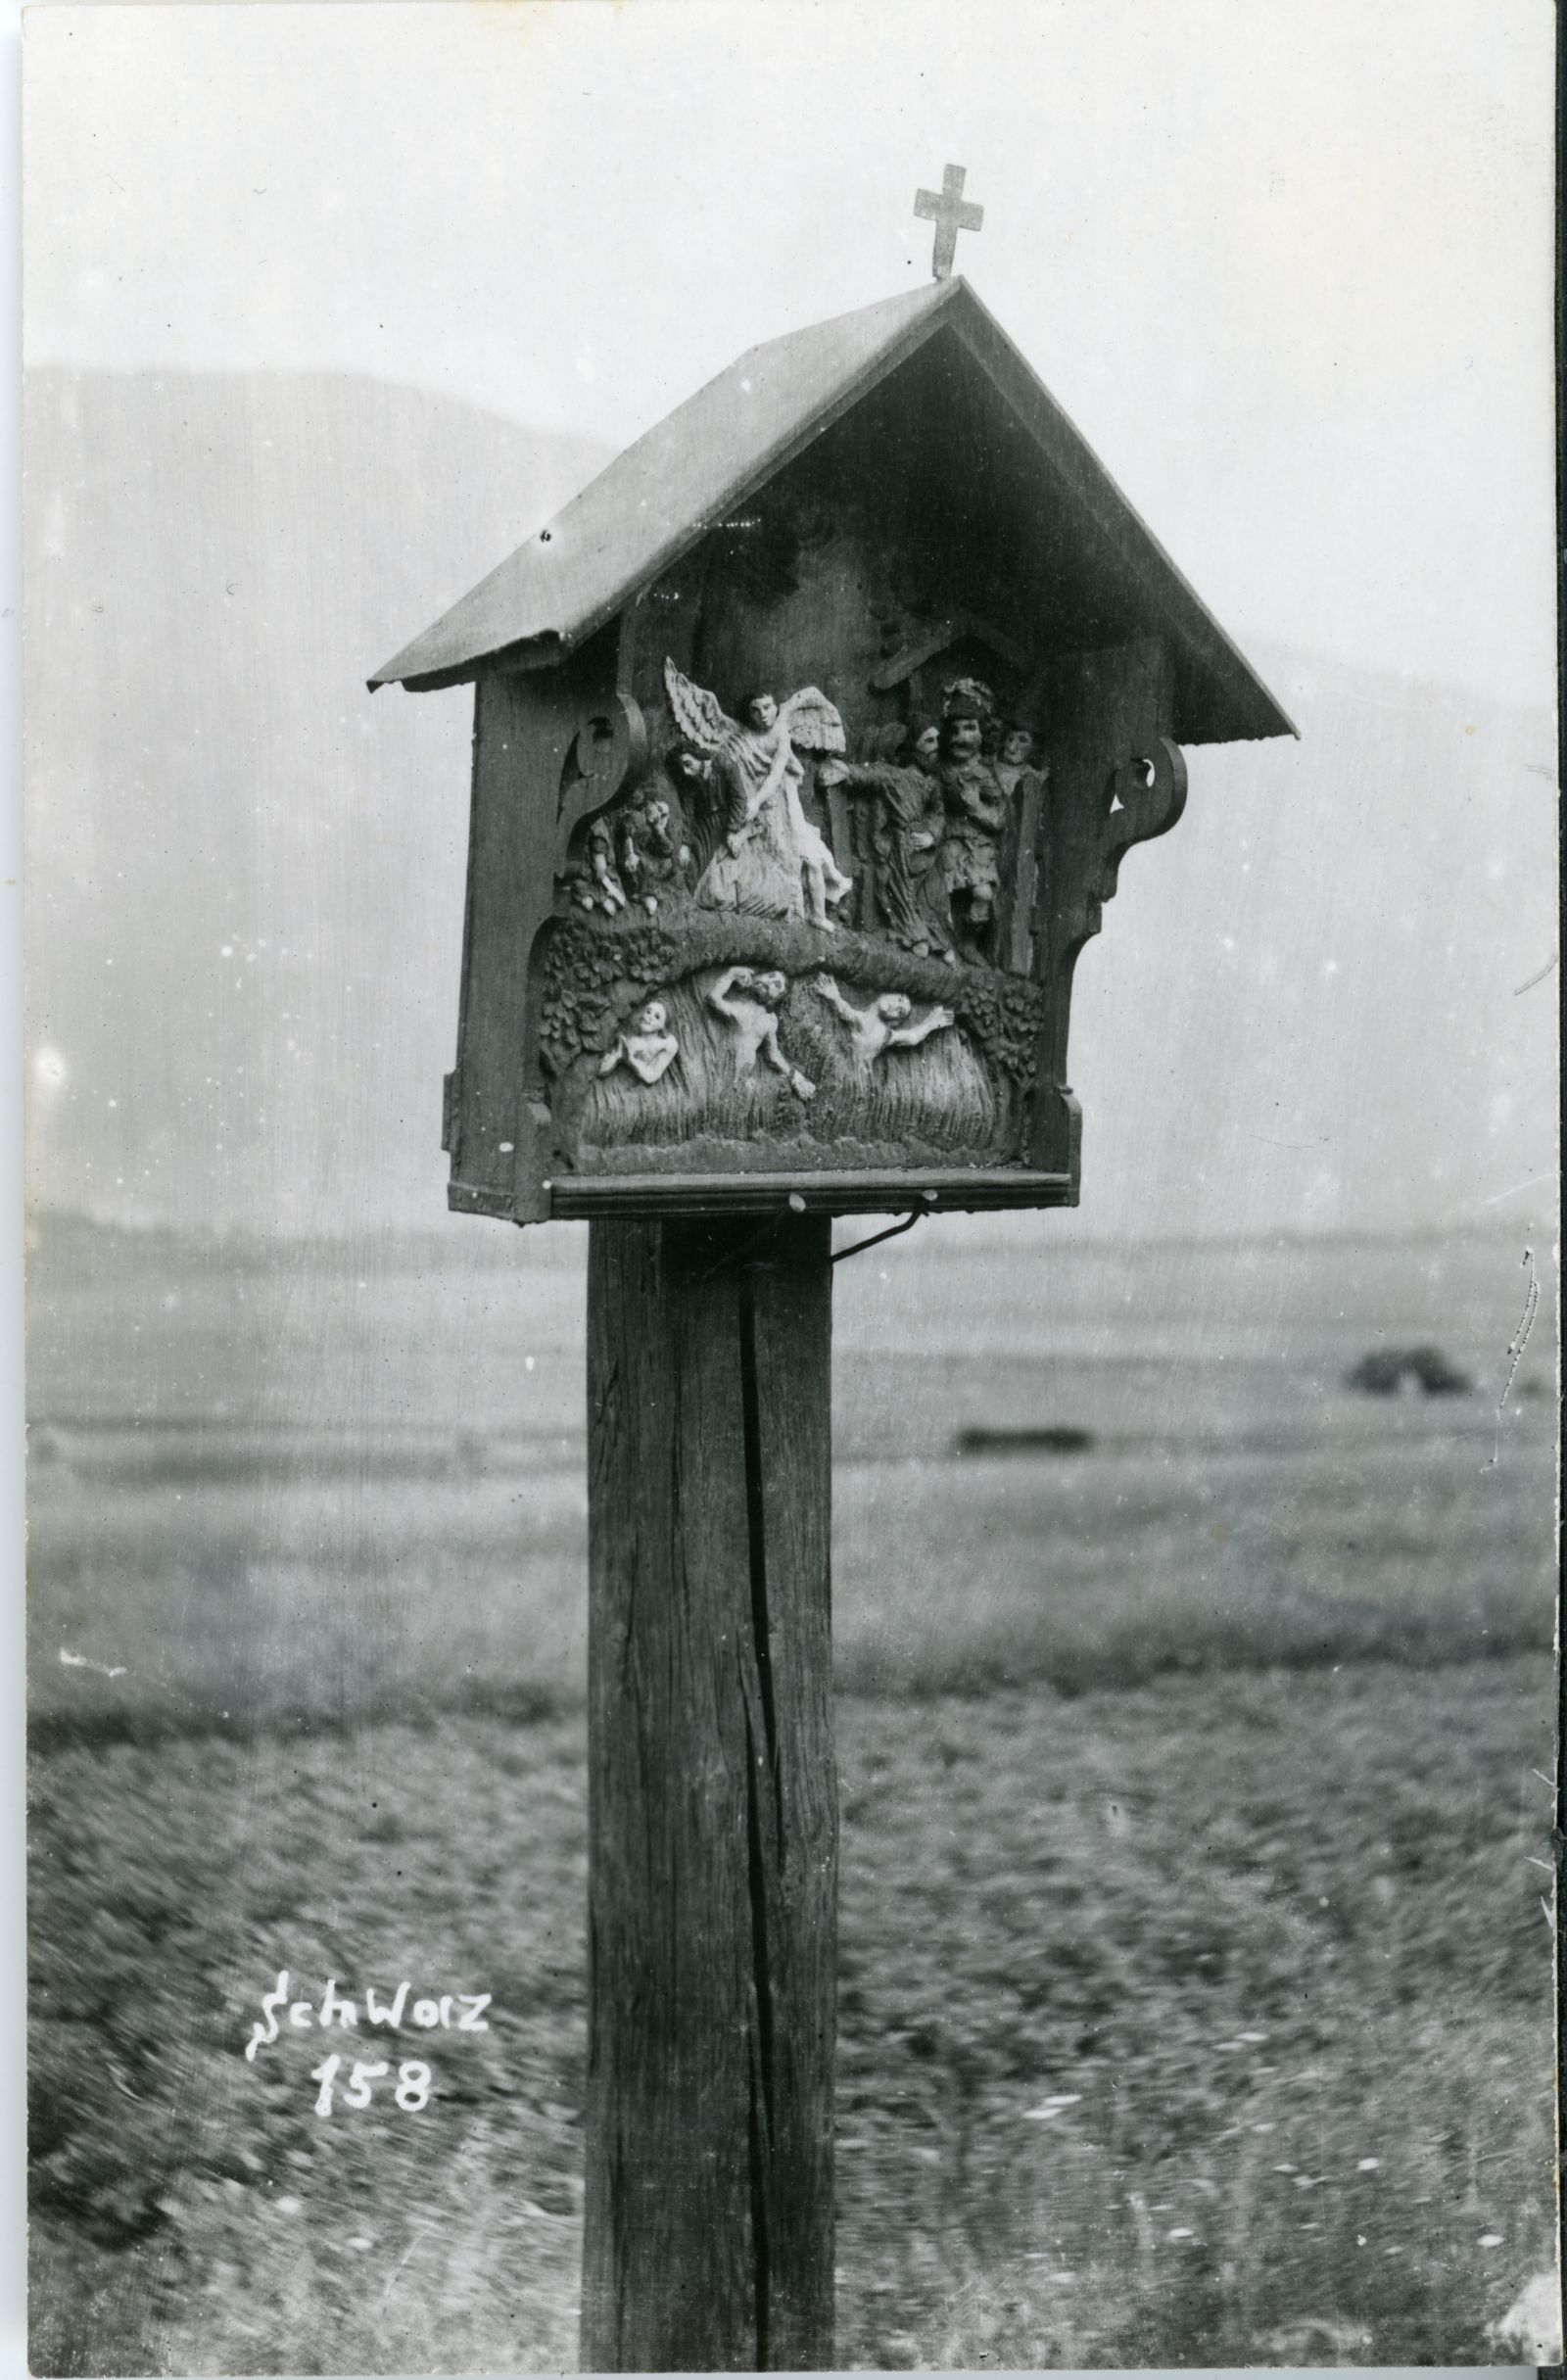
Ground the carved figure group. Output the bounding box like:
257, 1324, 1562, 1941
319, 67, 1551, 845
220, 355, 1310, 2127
569, 814, 629, 915
820, 722, 953, 962
562, 665, 1046, 977
616, 788, 689, 914
569, 786, 690, 919
823, 680, 1045, 967
664, 661, 853, 929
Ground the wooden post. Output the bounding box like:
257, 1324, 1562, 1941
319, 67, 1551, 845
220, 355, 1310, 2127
582, 1215, 837, 2373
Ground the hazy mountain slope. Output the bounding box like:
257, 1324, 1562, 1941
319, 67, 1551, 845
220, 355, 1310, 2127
25, 366, 606, 1234
24, 367, 1556, 1241
1070, 640, 1556, 1243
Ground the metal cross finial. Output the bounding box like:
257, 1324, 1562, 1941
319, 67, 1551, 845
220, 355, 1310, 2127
914, 163, 984, 282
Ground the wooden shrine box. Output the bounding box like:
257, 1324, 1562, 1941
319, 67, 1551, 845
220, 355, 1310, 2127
372, 278, 1294, 1225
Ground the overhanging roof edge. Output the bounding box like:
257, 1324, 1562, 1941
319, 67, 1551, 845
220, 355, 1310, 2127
369, 281, 963, 690
370, 276, 1298, 746
942, 284, 1298, 745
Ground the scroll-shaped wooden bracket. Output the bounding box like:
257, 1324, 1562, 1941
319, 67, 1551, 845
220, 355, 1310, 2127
556, 693, 649, 858
1027, 641, 1183, 1178
1099, 733, 1188, 902
1059, 734, 1189, 963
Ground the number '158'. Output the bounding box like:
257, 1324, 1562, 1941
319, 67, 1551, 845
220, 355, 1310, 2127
309, 2056, 431, 2115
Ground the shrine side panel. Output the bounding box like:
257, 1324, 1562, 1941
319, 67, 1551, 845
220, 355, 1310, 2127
447, 643, 623, 1222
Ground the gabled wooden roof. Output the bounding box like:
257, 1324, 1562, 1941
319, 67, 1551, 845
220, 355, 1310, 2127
371, 276, 1295, 745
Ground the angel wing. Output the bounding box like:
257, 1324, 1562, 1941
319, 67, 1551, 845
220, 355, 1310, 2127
776, 686, 846, 757
663, 656, 736, 756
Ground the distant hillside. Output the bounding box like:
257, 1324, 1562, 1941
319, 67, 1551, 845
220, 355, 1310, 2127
25, 366, 606, 1233
24, 367, 1557, 1243
1080, 637, 1557, 1245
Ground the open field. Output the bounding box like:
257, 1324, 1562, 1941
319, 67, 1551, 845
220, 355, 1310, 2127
28, 1215, 1554, 1734
25, 1215, 1560, 2370
28, 1666, 1557, 2373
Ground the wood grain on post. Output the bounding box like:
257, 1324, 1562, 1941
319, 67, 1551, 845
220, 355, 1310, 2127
582, 1215, 836, 2372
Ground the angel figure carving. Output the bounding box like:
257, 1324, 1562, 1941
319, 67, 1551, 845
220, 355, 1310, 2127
663, 658, 853, 928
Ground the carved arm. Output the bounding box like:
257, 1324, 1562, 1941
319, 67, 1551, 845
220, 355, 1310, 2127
819, 759, 888, 794
810, 974, 859, 1027
951, 773, 1007, 833
886, 1005, 955, 1051
704, 965, 749, 1027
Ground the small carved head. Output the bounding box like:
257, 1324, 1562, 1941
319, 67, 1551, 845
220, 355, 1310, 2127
911, 723, 940, 767
1001, 726, 1035, 767
940, 715, 983, 763
941, 676, 994, 722
750, 969, 787, 1007
634, 999, 669, 1036
876, 993, 913, 1025
666, 743, 707, 786
744, 693, 779, 734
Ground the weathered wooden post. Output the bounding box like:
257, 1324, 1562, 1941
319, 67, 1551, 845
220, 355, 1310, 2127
582, 1214, 836, 2370
371, 174, 1295, 2371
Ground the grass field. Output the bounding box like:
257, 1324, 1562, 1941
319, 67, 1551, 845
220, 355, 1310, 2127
26, 1214, 1559, 2371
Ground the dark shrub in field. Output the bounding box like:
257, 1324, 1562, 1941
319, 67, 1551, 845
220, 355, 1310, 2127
1346, 1345, 1471, 1396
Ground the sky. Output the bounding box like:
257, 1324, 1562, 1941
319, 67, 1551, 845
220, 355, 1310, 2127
24, 0, 1557, 711
17, 0, 1560, 1250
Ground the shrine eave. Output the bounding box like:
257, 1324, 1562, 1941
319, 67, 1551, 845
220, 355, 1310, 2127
369, 277, 1297, 747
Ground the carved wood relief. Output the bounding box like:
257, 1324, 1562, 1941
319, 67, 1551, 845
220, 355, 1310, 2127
518, 615, 1183, 1210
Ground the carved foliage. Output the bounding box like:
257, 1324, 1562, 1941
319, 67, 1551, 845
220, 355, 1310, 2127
542, 907, 1042, 1082
948, 970, 1042, 1086
539, 917, 683, 1079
